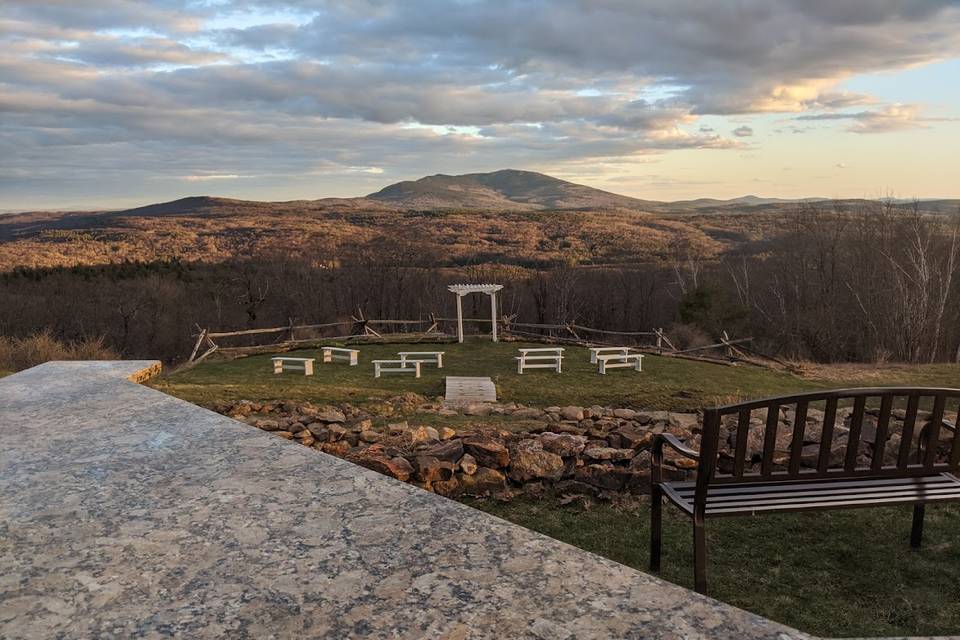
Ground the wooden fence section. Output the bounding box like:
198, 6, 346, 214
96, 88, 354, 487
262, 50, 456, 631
183, 315, 778, 370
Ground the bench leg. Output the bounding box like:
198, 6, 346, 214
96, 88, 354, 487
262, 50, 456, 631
911, 504, 925, 548
650, 483, 663, 572
374, 365, 381, 379
323, 351, 332, 363
304, 361, 313, 376
693, 514, 707, 594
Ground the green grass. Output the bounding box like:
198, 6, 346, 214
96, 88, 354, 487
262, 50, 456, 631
152, 339, 960, 412
469, 495, 960, 637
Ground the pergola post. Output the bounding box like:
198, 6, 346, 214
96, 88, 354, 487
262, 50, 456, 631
447, 284, 504, 343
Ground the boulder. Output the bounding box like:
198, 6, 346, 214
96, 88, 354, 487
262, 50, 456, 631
419, 439, 464, 463
413, 456, 456, 483
617, 428, 654, 450
458, 467, 507, 496
463, 403, 493, 416
320, 441, 351, 456
561, 406, 585, 421
459, 453, 479, 475
538, 432, 588, 458
354, 454, 414, 482
574, 464, 634, 491
407, 426, 440, 443
613, 408, 637, 420
582, 447, 635, 462
431, 477, 461, 497
508, 441, 564, 482
359, 430, 382, 444
440, 427, 457, 440
316, 408, 347, 423
254, 419, 280, 431
275, 431, 294, 440
512, 407, 544, 419
463, 436, 510, 468
387, 421, 409, 435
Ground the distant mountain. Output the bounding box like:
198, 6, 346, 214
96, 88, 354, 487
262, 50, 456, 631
670, 195, 831, 209
366, 169, 660, 210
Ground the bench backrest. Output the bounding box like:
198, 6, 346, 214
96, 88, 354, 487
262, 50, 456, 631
695, 387, 960, 498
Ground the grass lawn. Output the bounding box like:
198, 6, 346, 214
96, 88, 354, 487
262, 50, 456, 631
152, 338, 960, 412
469, 495, 960, 638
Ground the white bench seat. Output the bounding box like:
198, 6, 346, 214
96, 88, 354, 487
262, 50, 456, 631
398, 351, 444, 368
516, 348, 563, 374
589, 346, 633, 364
272, 357, 315, 375
597, 353, 643, 374
322, 346, 359, 366
372, 359, 421, 378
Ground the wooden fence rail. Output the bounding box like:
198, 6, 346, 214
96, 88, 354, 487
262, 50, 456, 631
183, 315, 771, 370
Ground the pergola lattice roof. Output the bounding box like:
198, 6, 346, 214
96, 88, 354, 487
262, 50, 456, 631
447, 283, 504, 295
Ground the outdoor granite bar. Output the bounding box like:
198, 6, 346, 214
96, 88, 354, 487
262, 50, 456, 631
0, 361, 810, 639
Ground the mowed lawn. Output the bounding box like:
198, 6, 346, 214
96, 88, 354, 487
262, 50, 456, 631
149, 338, 960, 411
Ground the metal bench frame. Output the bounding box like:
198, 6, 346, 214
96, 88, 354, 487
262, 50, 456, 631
650, 386, 960, 594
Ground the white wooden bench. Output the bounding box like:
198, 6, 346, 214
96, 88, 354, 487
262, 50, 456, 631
589, 346, 633, 364
597, 353, 643, 374
516, 347, 564, 374
372, 359, 421, 378
271, 357, 314, 375
398, 351, 444, 368
321, 346, 359, 366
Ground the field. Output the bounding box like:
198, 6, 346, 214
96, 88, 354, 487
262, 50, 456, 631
151, 339, 960, 636
153, 339, 960, 411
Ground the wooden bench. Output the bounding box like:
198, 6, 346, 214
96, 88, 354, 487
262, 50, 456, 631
589, 346, 633, 364
322, 346, 359, 366
516, 347, 564, 374
651, 386, 960, 594
398, 351, 444, 368
597, 353, 643, 374
271, 357, 314, 375
372, 359, 421, 378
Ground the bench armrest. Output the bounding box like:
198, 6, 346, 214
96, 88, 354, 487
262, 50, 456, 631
653, 433, 700, 460
942, 420, 957, 432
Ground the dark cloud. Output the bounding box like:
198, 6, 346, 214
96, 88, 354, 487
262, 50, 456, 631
732, 126, 754, 137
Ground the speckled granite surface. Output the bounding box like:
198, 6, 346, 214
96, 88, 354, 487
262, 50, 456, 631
0, 361, 810, 639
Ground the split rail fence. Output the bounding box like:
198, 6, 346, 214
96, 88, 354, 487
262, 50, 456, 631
184, 314, 780, 369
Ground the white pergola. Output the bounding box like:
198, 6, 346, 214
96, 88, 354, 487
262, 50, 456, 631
447, 283, 504, 343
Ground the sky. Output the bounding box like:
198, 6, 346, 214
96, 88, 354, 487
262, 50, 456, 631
2, 1, 960, 210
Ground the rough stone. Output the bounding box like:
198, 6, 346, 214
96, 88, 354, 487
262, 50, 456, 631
459, 453, 478, 475
463, 436, 510, 468
458, 467, 507, 496
538, 432, 588, 458
413, 456, 456, 483
583, 447, 635, 462
420, 439, 464, 464
508, 441, 565, 482
561, 406, 585, 421
408, 425, 440, 443
316, 408, 347, 423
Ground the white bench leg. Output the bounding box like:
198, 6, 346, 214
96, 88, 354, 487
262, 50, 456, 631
415, 362, 421, 378
436, 354, 443, 368
323, 350, 332, 364
349, 352, 358, 366
304, 361, 314, 375
599, 361, 606, 374
634, 358, 642, 372
274, 361, 283, 374
374, 364, 381, 378
517, 361, 524, 374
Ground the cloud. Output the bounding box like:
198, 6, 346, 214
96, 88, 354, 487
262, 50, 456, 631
2, 1, 960, 207
795, 103, 952, 133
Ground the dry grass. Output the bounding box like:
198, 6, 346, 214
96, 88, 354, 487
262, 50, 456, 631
0, 331, 118, 372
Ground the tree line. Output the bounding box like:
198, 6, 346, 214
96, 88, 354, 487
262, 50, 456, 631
1, 201, 957, 365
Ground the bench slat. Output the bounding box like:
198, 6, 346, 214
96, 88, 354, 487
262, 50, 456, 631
844, 396, 866, 471
871, 395, 894, 472
817, 398, 838, 473
733, 407, 750, 477
760, 403, 779, 476
898, 394, 920, 468
788, 400, 808, 475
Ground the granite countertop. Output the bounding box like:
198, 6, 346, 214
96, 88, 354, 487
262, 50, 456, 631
0, 360, 810, 639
